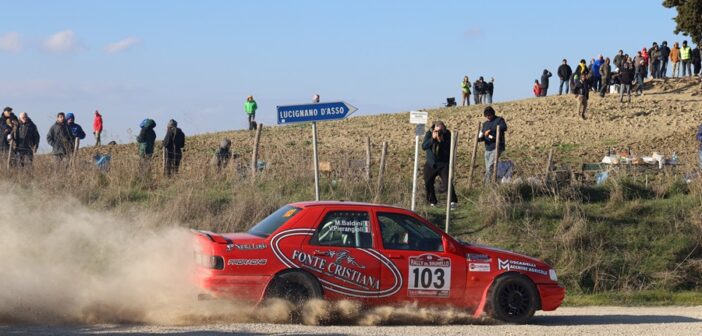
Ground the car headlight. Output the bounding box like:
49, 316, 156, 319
549, 269, 558, 282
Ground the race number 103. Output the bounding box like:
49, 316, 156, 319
407, 254, 451, 297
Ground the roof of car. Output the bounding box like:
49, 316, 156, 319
289, 201, 410, 211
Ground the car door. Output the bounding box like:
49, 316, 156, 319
373, 210, 466, 305
296, 208, 382, 301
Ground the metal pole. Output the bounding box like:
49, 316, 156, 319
492, 125, 501, 183
312, 122, 320, 201
445, 131, 458, 233
411, 134, 420, 211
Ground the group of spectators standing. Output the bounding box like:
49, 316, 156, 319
0, 107, 104, 167
135, 118, 187, 176
461, 76, 495, 106
422, 105, 507, 208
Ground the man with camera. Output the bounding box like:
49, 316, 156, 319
422, 120, 457, 208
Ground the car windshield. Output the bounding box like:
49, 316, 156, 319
247, 205, 301, 238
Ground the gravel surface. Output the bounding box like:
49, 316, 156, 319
3, 306, 702, 336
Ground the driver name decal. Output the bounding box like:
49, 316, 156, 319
408, 254, 451, 297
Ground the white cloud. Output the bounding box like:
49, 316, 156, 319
43, 30, 82, 53
104, 37, 141, 54
0, 32, 22, 53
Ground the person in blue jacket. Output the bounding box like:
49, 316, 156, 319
66, 112, 86, 145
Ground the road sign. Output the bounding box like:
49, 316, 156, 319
277, 101, 358, 124
409, 111, 428, 124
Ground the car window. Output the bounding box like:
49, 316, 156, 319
310, 211, 373, 248
247, 205, 301, 238
377, 212, 444, 252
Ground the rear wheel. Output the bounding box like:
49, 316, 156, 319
266, 271, 322, 306
486, 274, 538, 324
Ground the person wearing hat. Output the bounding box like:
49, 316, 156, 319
163, 119, 185, 176
422, 120, 458, 208
0, 107, 17, 152
244, 95, 258, 130
478, 106, 507, 183
136, 118, 157, 159
13, 112, 40, 167
46, 112, 75, 165
66, 112, 86, 146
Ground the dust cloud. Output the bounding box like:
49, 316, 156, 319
0, 187, 489, 326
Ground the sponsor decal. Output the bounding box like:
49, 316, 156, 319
497, 258, 548, 276
408, 254, 451, 297
466, 253, 491, 262
233, 243, 267, 250
468, 263, 491, 272
291, 249, 379, 290
270, 229, 402, 298
228, 258, 267, 266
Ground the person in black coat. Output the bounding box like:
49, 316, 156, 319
558, 59, 573, 95
46, 112, 75, 164
13, 112, 40, 167
619, 59, 635, 103
478, 106, 507, 183
540, 69, 552, 96
163, 119, 185, 176
422, 120, 457, 207
573, 72, 591, 119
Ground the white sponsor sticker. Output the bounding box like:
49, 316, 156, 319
468, 263, 491, 272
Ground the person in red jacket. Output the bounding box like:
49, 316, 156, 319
93, 110, 103, 146
533, 80, 542, 97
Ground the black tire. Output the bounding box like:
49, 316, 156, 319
486, 274, 538, 324
266, 270, 323, 306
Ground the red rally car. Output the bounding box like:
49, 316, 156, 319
192, 201, 565, 323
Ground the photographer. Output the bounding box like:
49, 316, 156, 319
422, 120, 457, 208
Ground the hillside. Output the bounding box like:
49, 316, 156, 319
12, 77, 702, 297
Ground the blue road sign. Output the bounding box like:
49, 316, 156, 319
277, 101, 358, 124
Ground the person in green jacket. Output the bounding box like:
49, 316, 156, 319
244, 95, 258, 130
461, 76, 471, 106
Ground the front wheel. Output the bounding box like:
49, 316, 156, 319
486, 274, 538, 324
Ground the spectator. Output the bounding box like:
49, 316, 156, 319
635, 59, 646, 96
671, 42, 681, 77
681, 40, 692, 77
593, 56, 604, 92
599, 57, 611, 97
66, 113, 86, 151
648, 42, 661, 79
313, 94, 320, 103
641, 48, 650, 78
574, 72, 591, 119
421, 120, 457, 208
659, 41, 670, 78
163, 119, 185, 176
692, 44, 701, 77
558, 59, 573, 95
46, 112, 75, 164
93, 110, 103, 146
475, 77, 486, 104
13, 112, 40, 167
473, 78, 480, 105
1, 107, 17, 153
486, 78, 495, 104
244, 95, 257, 130
577, 59, 588, 76
212, 138, 235, 172
478, 106, 507, 183
619, 59, 634, 103
634, 51, 645, 78
697, 123, 702, 169
136, 118, 157, 159
461, 76, 471, 106
533, 80, 542, 97
613, 50, 625, 70
540, 69, 552, 96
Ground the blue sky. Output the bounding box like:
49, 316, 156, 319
0, 0, 684, 149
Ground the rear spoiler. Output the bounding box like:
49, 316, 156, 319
191, 229, 232, 245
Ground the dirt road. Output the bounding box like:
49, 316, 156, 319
3, 306, 701, 335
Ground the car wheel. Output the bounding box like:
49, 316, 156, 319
486, 274, 538, 324
266, 271, 323, 306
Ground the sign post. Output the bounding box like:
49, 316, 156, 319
409, 111, 428, 211
277, 101, 358, 201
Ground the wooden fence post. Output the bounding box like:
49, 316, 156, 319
467, 121, 482, 189
365, 136, 372, 182
545, 146, 554, 184
492, 125, 501, 183
251, 123, 263, 177
374, 141, 388, 202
